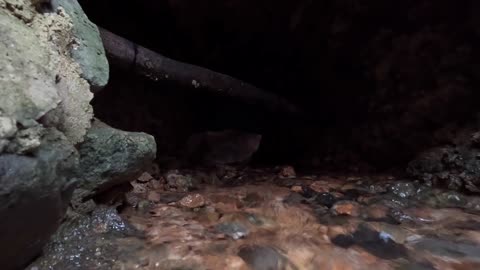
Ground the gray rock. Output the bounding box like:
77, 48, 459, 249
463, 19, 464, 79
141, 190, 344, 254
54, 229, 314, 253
51, 0, 109, 91
76, 119, 156, 199
388, 182, 417, 199
30, 207, 139, 270
408, 145, 480, 192
0, 129, 79, 270
215, 222, 249, 240
0, 8, 61, 127
165, 170, 199, 192
238, 245, 293, 270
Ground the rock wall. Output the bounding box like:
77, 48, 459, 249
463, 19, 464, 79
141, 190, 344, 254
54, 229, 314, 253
0, 1, 155, 268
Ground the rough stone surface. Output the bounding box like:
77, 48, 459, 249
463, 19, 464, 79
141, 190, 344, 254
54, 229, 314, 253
51, 0, 109, 91
76, 119, 156, 199
0, 129, 79, 270
408, 144, 480, 192
29, 207, 138, 270
0, 5, 60, 128
179, 193, 206, 208
0, 1, 106, 268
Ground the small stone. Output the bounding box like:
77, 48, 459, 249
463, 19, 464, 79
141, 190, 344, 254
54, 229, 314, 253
137, 172, 154, 183
179, 193, 206, 208
278, 165, 296, 178
388, 182, 416, 198
310, 181, 329, 193
331, 200, 361, 217
291, 185, 303, 192
238, 245, 289, 269
216, 222, 249, 240
137, 200, 151, 211
165, 170, 197, 192
131, 181, 147, 194
225, 256, 249, 269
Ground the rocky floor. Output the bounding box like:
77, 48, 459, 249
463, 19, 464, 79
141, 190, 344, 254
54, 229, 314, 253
30, 166, 480, 270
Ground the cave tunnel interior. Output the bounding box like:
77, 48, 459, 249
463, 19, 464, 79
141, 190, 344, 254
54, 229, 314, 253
81, 0, 480, 173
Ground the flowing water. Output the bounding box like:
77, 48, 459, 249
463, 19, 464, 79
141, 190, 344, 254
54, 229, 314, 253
30, 166, 480, 270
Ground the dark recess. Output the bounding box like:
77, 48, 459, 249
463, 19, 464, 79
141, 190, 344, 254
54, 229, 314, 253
82, 0, 480, 171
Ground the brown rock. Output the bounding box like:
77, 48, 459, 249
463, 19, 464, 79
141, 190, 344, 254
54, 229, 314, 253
291, 185, 303, 192
137, 172, 154, 183
310, 181, 329, 193
331, 200, 361, 217
179, 193, 206, 208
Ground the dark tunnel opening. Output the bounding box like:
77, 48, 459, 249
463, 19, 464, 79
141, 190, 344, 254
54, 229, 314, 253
82, 0, 480, 172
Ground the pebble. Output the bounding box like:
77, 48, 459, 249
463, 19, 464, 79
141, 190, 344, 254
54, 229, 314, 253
165, 170, 197, 192
310, 181, 329, 193
291, 185, 303, 193
179, 193, 206, 208
315, 193, 337, 208
331, 200, 361, 217
216, 222, 249, 240
137, 172, 154, 183
388, 182, 416, 199
238, 245, 290, 269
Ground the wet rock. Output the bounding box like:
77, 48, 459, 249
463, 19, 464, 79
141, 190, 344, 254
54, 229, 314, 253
435, 191, 469, 208
51, 0, 109, 91
331, 224, 408, 260
331, 200, 361, 217
130, 180, 148, 194
408, 145, 480, 192
75, 119, 156, 200
238, 245, 291, 270
290, 185, 303, 193
30, 207, 140, 269
388, 182, 417, 199
215, 222, 249, 240
165, 170, 199, 191
183, 130, 262, 166
278, 165, 296, 178
0, 129, 78, 270
179, 193, 206, 209
412, 237, 480, 262
310, 181, 330, 193
315, 192, 337, 208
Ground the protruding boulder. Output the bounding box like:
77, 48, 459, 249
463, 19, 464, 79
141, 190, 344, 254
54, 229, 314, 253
75, 119, 157, 200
